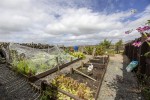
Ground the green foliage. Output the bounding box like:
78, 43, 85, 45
146, 20, 150, 25
70, 52, 86, 59
143, 87, 150, 100
99, 39, 111, 49
115, 39, 123, 46
84, 46, 94, 55
40, 95, 48, 100
144, 52, 150, 58
95, 45, 105, 55
136, 73, 150, 100
51, 75, 94, 100
106, 49, 115, 56
10, 48, 76, 76
16, 60, 29, 75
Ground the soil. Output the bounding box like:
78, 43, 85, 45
77, 67, 104, 81
66, 72, 99, 96
34, 55, 93, 87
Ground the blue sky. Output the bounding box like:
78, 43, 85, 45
0, 0, 150, 46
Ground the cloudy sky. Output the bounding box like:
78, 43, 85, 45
0, 0, 150, 46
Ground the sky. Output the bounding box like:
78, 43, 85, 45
0, 0, 150, 46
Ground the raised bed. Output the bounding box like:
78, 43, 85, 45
7, 57, 80, 82
76, 63, 106, 81
29, 58, 81, 82
40, 56, 109, 100
89, 55, 109, 64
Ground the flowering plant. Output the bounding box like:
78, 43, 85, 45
146, 36, 150, 42
132, 41, 142, 47
136, 26, 150, 33
125, 20, 150, 47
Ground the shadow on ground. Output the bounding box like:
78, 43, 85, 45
106, 55, 143, 100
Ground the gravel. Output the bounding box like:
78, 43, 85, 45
98, 54, 144, 100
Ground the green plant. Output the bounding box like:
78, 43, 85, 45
12, 59, 37, 76
115, 39, 123, 47
51, 75, 94, 100
144, 52, 150, 58
99, 39, 112, 49
142, 87, 150, 100
106, 49, 115, 56
136, 73, 150, 100
95, 45, 105, 55
84, 46, 94, 55
70, 52, 86, 59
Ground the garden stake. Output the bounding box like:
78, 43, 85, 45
73, 68, 97, 81
56, 57, 60, 73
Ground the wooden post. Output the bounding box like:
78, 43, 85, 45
56, 57, 60, 72
41, 80, 47, 91
81, 61, 84, 69
48, 46, 49, 53
70, 57, 73, 62
92, 48, 96, 57
73, 69, 97, 81
70, 68, 74, 74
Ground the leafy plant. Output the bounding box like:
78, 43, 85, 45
51, 75, 94, 100
70, 52, 86, 59
99, 39, 112, 49
84, 46, 94, 55
136, 73, 150, 100
95, 45, 105, 55
142, 87, 150, 100
144, 52, 150, 58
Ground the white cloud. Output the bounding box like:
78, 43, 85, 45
0, 0, 149, 46
45, 8, 130, 35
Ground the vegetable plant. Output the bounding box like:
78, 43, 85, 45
70, 52, 86, 59
50, 74, 94, 100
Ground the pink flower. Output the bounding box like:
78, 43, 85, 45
125, 29, 133, 34
136, 41, 142, 47
136, 26, 150, 33
132, 42, 137, 46
146, 37, 150, 41
132, 41, 142, 47
143, 26, 150, 30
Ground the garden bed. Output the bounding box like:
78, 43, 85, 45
76, 63, 106, 81
8, 57, 81, 81
40, 56, 109, 100
89, 55, 109, 64
7, 43, 82, 82
29, 58, 81, 82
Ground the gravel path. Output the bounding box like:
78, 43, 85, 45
98, 54, 143, 100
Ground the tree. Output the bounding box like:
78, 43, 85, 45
115, 39, 123, 53
99, 39, 112, 49
115, 39, 123, 46
147, 20, 150, 25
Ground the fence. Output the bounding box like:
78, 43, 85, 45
124, 37, 150, 76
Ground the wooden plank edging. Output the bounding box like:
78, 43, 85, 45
29, 58, 82, 82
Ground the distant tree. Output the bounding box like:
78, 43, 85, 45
115, 39, 123, 53
99, 39, 111, 49
115, 39, 123, 46
146, 20, 150, 25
